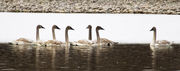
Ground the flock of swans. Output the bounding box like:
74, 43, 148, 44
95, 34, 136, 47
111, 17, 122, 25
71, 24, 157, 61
10, 25, 115, 47
10, 25, 172, 47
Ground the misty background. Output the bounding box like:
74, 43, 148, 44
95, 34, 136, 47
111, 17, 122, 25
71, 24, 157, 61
0, 13, 179, 43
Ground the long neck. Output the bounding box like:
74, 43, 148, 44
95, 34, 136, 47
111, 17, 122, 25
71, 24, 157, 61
52, 28, 56, 40
88, 28, 92, 40
153, 30, 156, 43
65, 29, 69, 45
96, 29, 100, 44
36, 27, 39, 41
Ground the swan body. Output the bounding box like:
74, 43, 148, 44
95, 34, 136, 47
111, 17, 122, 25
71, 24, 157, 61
150, 27, 171, 50
11, 38, 33, 45
45, 40, 63, 46
92, 38, 115, 46
72, 40, 93, 46
150, 40, 171, 47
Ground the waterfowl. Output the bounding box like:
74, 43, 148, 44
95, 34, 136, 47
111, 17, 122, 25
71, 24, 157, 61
45, 25, 63, 46
34, 25, 45, 46
150, 26, 171, 47
72, 25, 93, 46
65, 26, 74, 46
11, 38, 33, 45
93, 26, 115, 46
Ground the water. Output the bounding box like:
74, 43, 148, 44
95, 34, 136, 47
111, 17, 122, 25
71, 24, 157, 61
0, 43, 180, 71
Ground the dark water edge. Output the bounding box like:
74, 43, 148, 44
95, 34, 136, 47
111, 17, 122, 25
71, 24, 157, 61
0, 43, 180, 71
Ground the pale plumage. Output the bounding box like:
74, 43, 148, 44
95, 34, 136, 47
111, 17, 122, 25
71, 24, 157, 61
44, 25, 63, 46
45, 40, 63, 46
92, 38, 115, 46
150, 27, 171, 47
72, 25, 92, 46
65, 26, 74, 47
11, 38, 33, 45
34, 25, 45, 46
93, 26, 115, 46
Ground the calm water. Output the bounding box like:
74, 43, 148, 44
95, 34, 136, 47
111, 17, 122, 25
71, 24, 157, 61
0, 44, 180, 71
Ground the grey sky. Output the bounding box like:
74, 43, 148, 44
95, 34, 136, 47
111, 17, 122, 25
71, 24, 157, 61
0, 13, 180, 43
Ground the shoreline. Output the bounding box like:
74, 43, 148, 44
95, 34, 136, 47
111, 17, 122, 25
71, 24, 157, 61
0, 0, 179, 15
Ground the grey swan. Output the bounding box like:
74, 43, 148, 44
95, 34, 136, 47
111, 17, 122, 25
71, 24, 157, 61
65, 26, 74, 46
45, 25, 63, 46
72, 25, 93, 46
33, 25, 45, 46
10, 25, 45, 45
92, 26, 115, 46
150, 27, 171, 49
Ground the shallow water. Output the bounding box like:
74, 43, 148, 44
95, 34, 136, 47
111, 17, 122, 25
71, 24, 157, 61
0, 44, 180, 71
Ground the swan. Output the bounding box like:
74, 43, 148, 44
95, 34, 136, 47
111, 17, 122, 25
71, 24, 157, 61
72, 25, 93, 46
33, 25, 45, 46
150, 26, 171, 47
93, 26, 115, 46
44, 25, 63, 46
10, 38, 33, 45
65, 26, 74, 47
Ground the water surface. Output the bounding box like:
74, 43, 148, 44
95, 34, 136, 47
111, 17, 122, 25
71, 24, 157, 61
0, 44, 180, 71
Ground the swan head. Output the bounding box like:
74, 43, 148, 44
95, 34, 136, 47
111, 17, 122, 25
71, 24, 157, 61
86, 25, 92, 29
150, 27, 156, 31
52, 25, 60, 30
66, 26, 74, 30
37, 25, 45, 29
96, 26, 104, 30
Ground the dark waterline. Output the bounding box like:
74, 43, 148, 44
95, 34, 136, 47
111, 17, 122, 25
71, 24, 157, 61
0, 44, 180, 71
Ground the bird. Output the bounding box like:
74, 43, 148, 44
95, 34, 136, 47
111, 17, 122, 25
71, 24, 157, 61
10, 38, 33, 45
44, 25, 63, 46
72, 25, 93, 46
92, 26, 115, 46
33, 25, 45, 46
150, 26, 171, 49
65, 26, 74, 47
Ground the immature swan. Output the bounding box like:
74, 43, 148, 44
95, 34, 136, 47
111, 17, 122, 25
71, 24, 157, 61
94, 26, 114, 46
45, 25, 63, 46
72, 25, 93, 46
35, 25, 45, 46
150, 27, 171, 47
65, 26, 74, 46
11, 38, 33, 45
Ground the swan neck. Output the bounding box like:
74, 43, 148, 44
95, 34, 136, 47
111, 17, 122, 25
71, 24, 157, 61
96, 29, 100, 44
36, 27, 40, 41
52, 28, 56, 40
153, 30, 156, 43
65, 28, 69, 45
89, 28, 92, 40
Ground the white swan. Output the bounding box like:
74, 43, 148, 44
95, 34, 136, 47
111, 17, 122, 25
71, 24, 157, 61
92, 26, 115, 46
150, 26, 171, 47
44, 25, 63, 46
72, 25, 93, 46
33, 25, 45, 46
65, 26, 74, 47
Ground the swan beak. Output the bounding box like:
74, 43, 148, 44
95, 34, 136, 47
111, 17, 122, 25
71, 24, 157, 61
101, 27, 104, 30
56, 27, 60, 30
41, 26, 45, 29
86, 26, 89, 29
150, 28, 153, 31
70, 27, 74, 30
